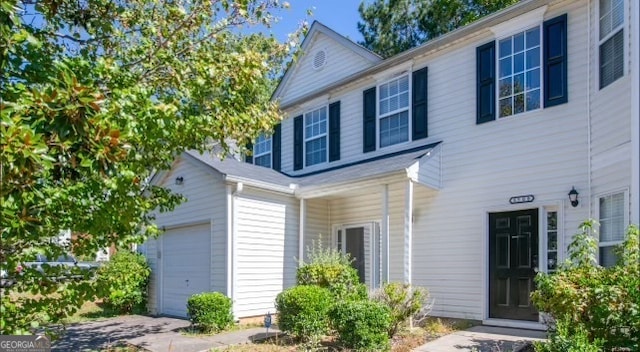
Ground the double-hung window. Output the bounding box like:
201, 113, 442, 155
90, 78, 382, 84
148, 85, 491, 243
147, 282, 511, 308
597, 191, 628, 267
477, 12, 567, 124
498, 27, 541, 118
599, 0, 624, 89
253, 134, 272, 168
304, 106, 328, 167
378, 75, 410, 148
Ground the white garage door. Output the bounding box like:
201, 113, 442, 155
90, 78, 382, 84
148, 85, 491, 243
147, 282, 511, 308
161, 223, 211, 317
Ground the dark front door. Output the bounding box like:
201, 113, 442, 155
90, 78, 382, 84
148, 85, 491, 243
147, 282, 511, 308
345, 227, 365, 283
489, 209, 539, 321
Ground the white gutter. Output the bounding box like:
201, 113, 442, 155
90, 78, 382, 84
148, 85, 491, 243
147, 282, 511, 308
223, 175, 296, 195
295, 171, 407, 199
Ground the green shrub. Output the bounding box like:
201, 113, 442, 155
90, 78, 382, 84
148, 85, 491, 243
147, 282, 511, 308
534, 319, 604, 352
96, 251, 151, 313
297, 240, 367, 301
329, 300, 392, 351
186, 292, 233, 333
275, 285, 333, 344
371, 282, 431, 337
531, 222, 640, 350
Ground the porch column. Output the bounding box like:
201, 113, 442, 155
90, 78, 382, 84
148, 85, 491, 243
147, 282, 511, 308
299, 198, 306, 266
381, 185, 390, 283
404, 180, 414, 285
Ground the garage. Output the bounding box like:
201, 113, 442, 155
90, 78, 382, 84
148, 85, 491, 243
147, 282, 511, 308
161, 223, 211, 317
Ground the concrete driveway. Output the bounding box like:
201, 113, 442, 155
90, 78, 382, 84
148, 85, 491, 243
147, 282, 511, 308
52, 315, 277, 352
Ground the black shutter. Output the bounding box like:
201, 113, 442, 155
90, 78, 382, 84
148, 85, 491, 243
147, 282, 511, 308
544, 14, 568, 108
412, 67, 428, 140
272, 124, 281, 171
363, 87, 376, 153
293, 115, 303, 171
329, 101, 341, 162
476, 41, 496, 124
244, 142, 253, 163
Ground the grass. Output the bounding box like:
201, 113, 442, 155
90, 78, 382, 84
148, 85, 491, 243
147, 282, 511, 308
60, 300, 122, 324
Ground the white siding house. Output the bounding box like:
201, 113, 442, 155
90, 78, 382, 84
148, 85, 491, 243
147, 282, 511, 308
146, 0, 639, 326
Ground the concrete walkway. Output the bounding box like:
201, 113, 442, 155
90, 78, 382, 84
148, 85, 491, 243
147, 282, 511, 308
52, 315, 278, 352
414, 326, 547, 352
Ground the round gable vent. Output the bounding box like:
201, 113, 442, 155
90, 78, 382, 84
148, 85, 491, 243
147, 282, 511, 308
312, 50, 326, 70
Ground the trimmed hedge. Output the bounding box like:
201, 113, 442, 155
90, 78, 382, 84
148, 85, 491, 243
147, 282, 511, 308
186, 292, 233, 333
275, 285, 333, 342
330, 300, 391, 351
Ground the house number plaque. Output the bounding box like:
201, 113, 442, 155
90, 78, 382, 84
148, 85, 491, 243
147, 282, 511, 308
509, 195, 535, 204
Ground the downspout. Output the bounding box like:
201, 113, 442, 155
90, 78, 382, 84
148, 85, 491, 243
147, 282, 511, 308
381, 185, 390, 283
299, 198, 306, 265
631, 0, 640, 224
587, 0, 593, 220
226, 185, 233, 299
404, 180, 414, 285
229, 182, 243, 320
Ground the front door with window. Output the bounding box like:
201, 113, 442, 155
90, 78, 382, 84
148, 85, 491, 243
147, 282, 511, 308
336, 223, 381, 288
489, 209, 539, 321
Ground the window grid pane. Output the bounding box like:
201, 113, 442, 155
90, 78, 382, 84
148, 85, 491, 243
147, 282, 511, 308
600, 30, 624, 88
254, 154, 271, 168
379, 75, 409, 116
598, 192, 625, 267
547, 211, 558, 273
599, 0, 624, 40
304, 106, 327, 167
498, 27, 541, 118
379, 111, 409, 148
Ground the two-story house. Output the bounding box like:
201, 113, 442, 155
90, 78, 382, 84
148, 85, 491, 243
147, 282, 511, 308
143, 0, 639, 329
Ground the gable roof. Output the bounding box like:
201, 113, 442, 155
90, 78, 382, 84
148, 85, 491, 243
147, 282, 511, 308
278, 0, 549, 110
272, 20, 382, 101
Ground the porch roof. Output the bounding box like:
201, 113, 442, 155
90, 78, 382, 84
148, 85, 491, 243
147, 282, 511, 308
185, 141, 442, 197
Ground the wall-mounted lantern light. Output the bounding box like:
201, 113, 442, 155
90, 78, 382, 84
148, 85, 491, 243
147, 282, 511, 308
568, 186, 579, 207
175, 176, 184, 185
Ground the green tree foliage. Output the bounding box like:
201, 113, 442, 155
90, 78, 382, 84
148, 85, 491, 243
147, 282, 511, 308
96, 251, 151, 313
531, 222, 640, 351
357, 0, 519, 58
1, 0, 301, 334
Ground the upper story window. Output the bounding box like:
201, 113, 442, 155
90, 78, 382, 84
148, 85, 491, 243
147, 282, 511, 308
304, 106, 328, 167
378, 75, 410, 147
477, 12, 567, 125
253, 134, 272, 168
597, 191, 628, 267
599, 0, 624, 89
498, 27, 541, 118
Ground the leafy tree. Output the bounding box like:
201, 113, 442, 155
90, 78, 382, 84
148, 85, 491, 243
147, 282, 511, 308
1, 0, 302, 334
358, 0, 519, 58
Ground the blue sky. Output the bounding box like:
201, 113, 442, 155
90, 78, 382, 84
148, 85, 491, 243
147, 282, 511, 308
266, 0, 365, 43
